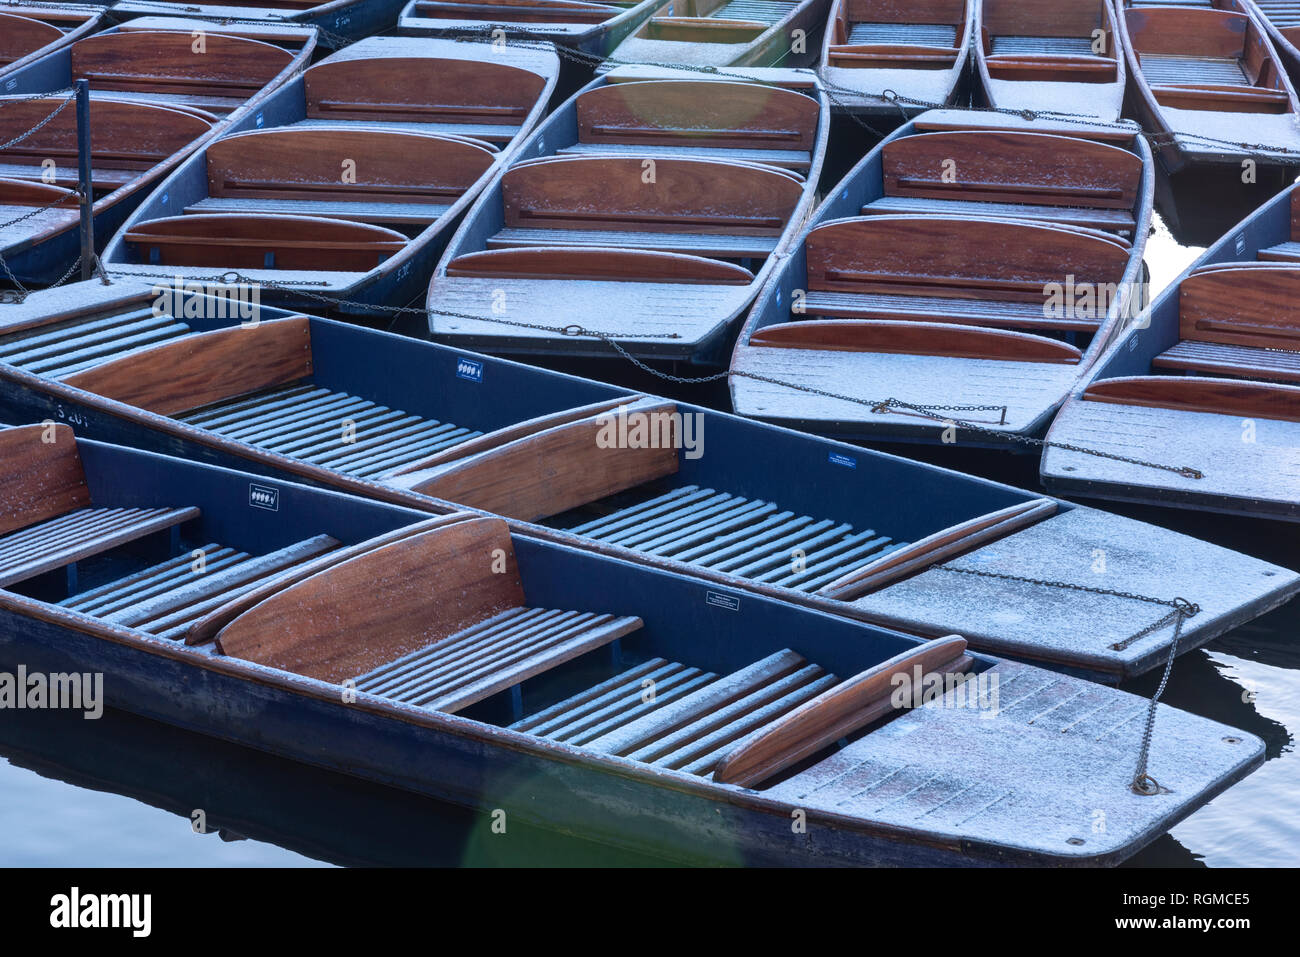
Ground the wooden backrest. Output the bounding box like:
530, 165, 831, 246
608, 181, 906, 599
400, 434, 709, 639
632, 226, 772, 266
981, 0, 1104, 38
124, 214, 407, 271
1123, 7, 1247, 59
216, 517, 525, 682
70, 31, 293, 97
749, 319, 1083, 362
881, 130, 1140, 210
206, 128, 495, 200
60, 317, 313, 416
0, 177, 77, 209
393, 399, 683, 521
0, 423, 91, 537
576, 80, 818, 151
0, 13, 63, 65
1083, 375, 1300, 423
845, 0, 965, 27
409, 0, 620, 25
804, 216, 1131, 301
444, 247, 754, 283
305, 54, 547, 125
1179, 265, 1300, 349
0, 97, 212, 169
502, 155, 804, 233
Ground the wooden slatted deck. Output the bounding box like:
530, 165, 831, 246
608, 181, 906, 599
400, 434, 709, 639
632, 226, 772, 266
1140, 54, 1250, 87
514, 649, 836, 777
1257, 0, 1300, 28
1153, 339, 1300, 383
848, 22, 958, 46
177, 384, 484, 479
352, 606, 643, 714
0, 307, 193, 379
562, 484, 904, 593
58, 535, 340, 641
989, 35, 1095, 55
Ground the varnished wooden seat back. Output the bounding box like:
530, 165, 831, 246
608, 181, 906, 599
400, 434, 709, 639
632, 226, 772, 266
980, 0, 1114, 81
388, 396, 684, 521
304, 53, 548, 126
881, 130, 1140, 210
215, 515, 527, 682
0, 12, 63, 66
445, 246, 754, 284
123, 214, 408, 270
0, 423, 91, 538
804, 215, 1131, 303
407, 0, 620, 25
502, 155, 804, 235
0, 97, 212, 173
69, 31, 294, 99
59, 316, 313, 416
1178, 265, 1300, 350
575, 80, 818, 152
205, 128, 496, 204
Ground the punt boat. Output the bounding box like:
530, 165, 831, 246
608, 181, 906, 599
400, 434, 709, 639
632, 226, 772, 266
973, 0, 1126, 121
0, 3, 107, 81
0, 423, 1268, 864
1116, 0, 1300, 174
0, 279, 1294, 683
599, 0, 831, 69
107, 0, 406, 46
729, 109, 1153, 445
0, 18, 317, 286
100, 37, 560, 316
426, 65, 829, 365
396, 0, 659, 58
1042, 181, 1300, 522
818, 0, 972, 115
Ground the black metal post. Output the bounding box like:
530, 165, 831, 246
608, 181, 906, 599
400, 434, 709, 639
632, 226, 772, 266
75, 79, 93, 282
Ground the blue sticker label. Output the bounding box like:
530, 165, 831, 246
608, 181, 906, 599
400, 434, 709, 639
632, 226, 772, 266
828, 452, 857, 469
456, 357, 484, 383
706, 591, 740, 612
249, 483, 279, 512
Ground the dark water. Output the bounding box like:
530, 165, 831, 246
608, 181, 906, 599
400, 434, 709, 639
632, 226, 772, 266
1, 80, 1297, 867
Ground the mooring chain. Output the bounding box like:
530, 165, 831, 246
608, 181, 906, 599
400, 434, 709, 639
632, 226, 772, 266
0, 90, 76, 153
935, 563, 1199, 794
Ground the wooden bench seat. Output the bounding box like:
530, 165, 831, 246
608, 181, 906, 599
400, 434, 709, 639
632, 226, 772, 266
292, 117, 511, 148
214, 517, 644, 704
303, 49, 547, 138
68, 31, 294, 113
445, 246, 755, 283
879, 130, 1141, 213
750, 319, 1084, 362
797, 215, 1131, 333
557, 141, 811, 171
1083, 375, 1300, 422
486, 226, 780, 258
199, 127, 494, 223
0, 97, 213, 187
570, 79, 818, 171
826, 44, 961, 69
123, 214, 408, 271
58, 534, 341, 641
1150, 264, 1300, 382
406, 0, 622, 24
861, 195, 1136, 235
985, 53, 1117, 83
0, 423, 199, 589
488, 155, 802, 259
184, 196, 453, 226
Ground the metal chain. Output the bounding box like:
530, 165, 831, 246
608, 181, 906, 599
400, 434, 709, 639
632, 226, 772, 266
1131, 601, 1195, 795
0, 91, 76, 152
